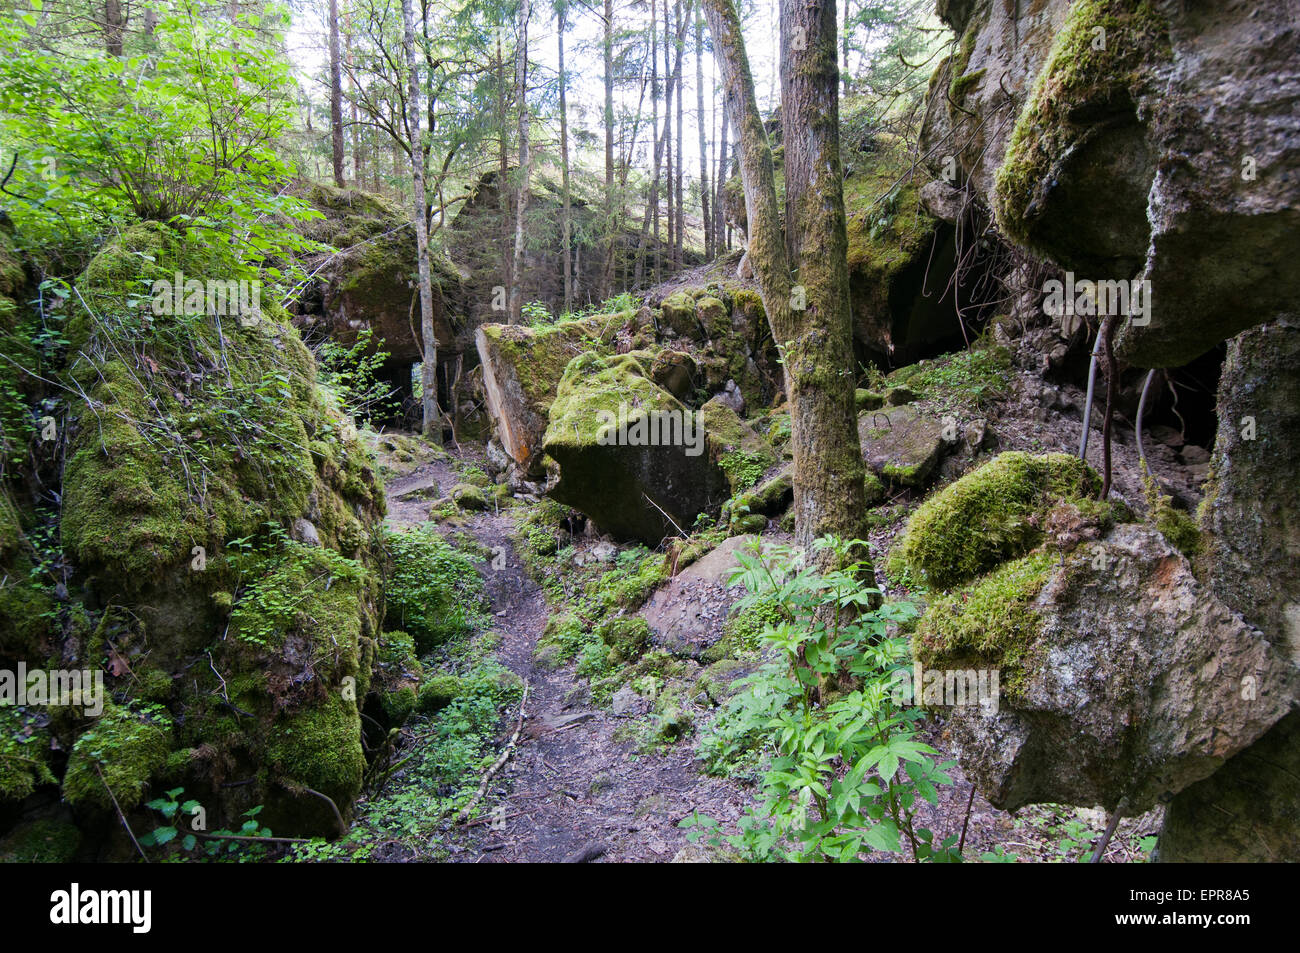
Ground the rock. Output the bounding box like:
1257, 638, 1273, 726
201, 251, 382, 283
1200, 319, 1300, 661
855, 388, 884, 411
485, 438, 511, 476
291, 518, 320, 547
542, 352, 730, 543
694, 296, 730, 339
1148, 424, 1184, 449
932, 0, 1299, 367
475, 316, 617, 473
302, 185, 460, 375
713, 379, 745, 415
1157, 710, 1300, 862
612, 685, 651, 718
858, 404, 949, 489
734, 469, 793, 517
885, 385, 917, 406
1155, 319, 1300, 860
643, 535, 756, 658
919, 179, 968, 223
450, 483, 487, 511
926, 525, 1298, 815
1178, 445, 1210, 466
649, 349, 697, 400
660, 291, 699, 338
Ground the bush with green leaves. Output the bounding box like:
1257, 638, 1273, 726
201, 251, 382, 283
383, 528, 487, 652
313, 328, 399, 426
686, 536, 959, 862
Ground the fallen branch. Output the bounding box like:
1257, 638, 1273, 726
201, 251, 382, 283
455, 681, 530, 825
95, 763, 148, 863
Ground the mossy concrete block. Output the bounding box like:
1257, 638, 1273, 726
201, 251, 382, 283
858, 404, 948, 490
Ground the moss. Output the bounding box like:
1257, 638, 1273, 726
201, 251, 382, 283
1152, 494, 1201, 558
417, 674, 463, 714
544, 351, 685, 450
660, 291, 699, 336
842, 130, 937, 280
450, 483, 487, 511
62, 702, 172, 811
700, 401, 777, 494
480, 314, 624, 417
0, 706, 55, 802
597, 616, 652, 666
914, 550, 1055, 701
891, 451, 1100, 588
855, 388, 885, 411
993, 0, 1171, 245
0, 818, 81, 863
132, 668, 174, 704
265, 692, 365, 811
734, 470, 793, 516
596, 552, 669, 612
863, 470, 886, 507
695, 659, 751, 706
710, 595, 783, 660
906, 346, 1012, 412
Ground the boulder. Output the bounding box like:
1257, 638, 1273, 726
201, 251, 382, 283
475, 316, 622, 473
857, 403, 949, 489
931, 0, 1300, 367
1156, 318, 1300, 859
542, 352, 730, 543
921, 525, 1298, 814
643, 536, 756, 658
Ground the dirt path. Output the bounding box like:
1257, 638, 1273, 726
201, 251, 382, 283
377, 443, 1163, 863
383, 451, 747, 862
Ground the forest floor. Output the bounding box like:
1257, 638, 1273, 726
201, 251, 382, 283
363, 409, 1174, 862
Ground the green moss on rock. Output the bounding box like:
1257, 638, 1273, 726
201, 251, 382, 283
913, 550, 1056, 701
62, 702, 171, 811
891, 451, 1100, 588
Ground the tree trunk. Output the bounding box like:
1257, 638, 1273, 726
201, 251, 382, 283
673, 0, 684, 268
104, 0, 124, 56
841, 0, 851, 99
558, 4, 573, 314
345, 16, 362, 185
662, 0, 674, 266
715, 99, 728, 250
601, 0, 615, 299
509, 0, 531, 324
703, 0, 868, 557
329, 0, 346, 187
695, 6, 711, 259
400, 0, 442, 444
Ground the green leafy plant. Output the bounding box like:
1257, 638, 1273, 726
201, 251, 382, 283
685, 536, 958, 862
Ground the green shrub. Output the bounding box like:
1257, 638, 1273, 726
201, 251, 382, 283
383, 529, 487, 652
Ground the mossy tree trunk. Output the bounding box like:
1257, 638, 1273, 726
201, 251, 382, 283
509, 0, 531, 325
703, 0, 869, 558
328, 0, 346, 187
778, 0, 868, 552
401, 0, 442, 444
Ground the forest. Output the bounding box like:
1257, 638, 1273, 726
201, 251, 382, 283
0, 0, 1295, 883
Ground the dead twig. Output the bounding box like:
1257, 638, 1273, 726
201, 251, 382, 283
95, 763, 148, 863
455, 681, 530, 825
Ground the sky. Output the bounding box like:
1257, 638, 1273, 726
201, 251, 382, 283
285, 0, 790, 189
